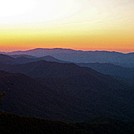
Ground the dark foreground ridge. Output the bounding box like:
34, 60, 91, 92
0, 112, 134, 134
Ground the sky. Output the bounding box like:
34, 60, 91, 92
0, 0, 134, 52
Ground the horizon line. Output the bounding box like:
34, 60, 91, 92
0, 47, 134, 54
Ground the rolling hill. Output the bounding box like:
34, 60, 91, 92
7, 48, 134, 67
0, 61, 134, 121
0, 54, 67, 64
0, 54, 15, 64
78, 63, 134, 86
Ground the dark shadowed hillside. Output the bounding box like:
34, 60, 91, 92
0, 54, 15, 64
0, 112, 134, 134
0, 61, 134, 121
0, 71, 74, 121
0, 112, 86, 134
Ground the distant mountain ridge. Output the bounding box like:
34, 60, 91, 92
0, 49, 134, 122
0, 54, 68, 64
38, 55, 68, 63
0, 53, 133, 86
0, 54, 15, 64
78, 63, 134, 86
5, 48, 134, 67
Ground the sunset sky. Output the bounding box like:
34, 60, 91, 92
0, 0, 134, 52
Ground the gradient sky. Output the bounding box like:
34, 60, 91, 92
0, 0, 134, 52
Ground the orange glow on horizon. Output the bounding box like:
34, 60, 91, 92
0, 28, 134, 53
0, 0, 134, 53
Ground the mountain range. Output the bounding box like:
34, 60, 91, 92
0, 60, 134, 121
78, 63, 134, 86
0, 54, 67, 64
0, 53, 133, 86
4, 48, 134, 67
0, 49, 134, 123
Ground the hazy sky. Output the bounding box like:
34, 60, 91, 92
0, 0, 134, 52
